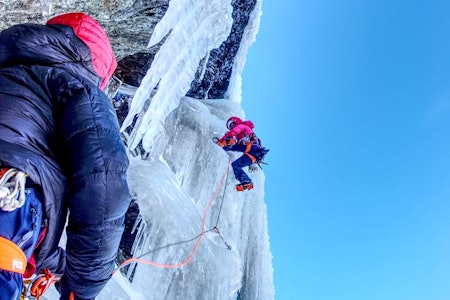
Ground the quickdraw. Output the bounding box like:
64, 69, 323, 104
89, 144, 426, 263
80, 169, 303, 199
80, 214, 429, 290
214, 227, 232, 250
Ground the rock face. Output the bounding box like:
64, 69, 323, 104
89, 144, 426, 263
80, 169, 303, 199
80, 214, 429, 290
0, 0, 168, 59
0, 0, 257, 98
187, 0, 257, 99
0, 0, 169, 87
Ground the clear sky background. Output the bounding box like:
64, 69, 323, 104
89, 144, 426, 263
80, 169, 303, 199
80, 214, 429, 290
241, 1, 450, 299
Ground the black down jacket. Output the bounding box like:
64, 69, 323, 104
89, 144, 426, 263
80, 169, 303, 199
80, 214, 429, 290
0, 13, 131, 299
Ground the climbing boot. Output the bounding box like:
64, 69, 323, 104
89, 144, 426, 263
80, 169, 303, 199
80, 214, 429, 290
236, 182, 253, 192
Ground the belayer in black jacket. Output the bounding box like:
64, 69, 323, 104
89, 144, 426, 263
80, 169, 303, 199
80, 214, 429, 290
0, 13, 131, 300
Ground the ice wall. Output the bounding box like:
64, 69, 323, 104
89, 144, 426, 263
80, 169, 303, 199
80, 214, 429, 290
96, 98, 273, 300
121, 0, 233, 153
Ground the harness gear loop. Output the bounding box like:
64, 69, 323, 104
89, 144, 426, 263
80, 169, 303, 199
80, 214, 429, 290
0, 167, 27, 211
0, 236, 27, 274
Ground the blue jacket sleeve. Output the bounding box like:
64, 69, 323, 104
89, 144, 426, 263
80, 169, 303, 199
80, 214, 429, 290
55, 75, 131, 299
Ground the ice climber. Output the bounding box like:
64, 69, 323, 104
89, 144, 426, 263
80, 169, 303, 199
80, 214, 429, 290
217, 117, 268, 191
0, 13, 131, 300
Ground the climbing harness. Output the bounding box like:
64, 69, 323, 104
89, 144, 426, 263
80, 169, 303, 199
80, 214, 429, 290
243, 143, 269, 170
0, 167, 27, 211
0, 167, 58, 299
243, 143, 257, 164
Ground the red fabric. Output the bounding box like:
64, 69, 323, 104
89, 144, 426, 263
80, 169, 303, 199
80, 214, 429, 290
24, 225, 48, 279
24, 255, 36, 279
46, 12, 117, 90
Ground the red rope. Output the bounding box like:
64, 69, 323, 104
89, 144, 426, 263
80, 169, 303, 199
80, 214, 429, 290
115, 159, 231, 271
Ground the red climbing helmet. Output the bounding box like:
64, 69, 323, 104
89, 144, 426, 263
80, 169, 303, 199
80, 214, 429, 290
226, 117, 242, 130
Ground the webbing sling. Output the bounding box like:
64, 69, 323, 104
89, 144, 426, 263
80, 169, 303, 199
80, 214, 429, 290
0, 236, 27, 274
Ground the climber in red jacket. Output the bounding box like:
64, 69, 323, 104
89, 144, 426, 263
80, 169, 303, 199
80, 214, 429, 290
217, 117, 265, 191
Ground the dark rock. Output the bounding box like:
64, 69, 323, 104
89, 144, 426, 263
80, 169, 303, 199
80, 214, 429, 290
0, 0, 257, 101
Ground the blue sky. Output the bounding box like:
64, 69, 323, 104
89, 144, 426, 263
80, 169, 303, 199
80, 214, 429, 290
242, 1, 450, 299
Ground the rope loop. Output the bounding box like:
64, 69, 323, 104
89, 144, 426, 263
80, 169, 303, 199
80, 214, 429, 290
0, 168, 27, 212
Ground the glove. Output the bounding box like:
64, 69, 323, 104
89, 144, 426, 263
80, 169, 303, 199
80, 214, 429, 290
217, 139, 227, 147
248, 164, 259, 173
217, 137, 236, 147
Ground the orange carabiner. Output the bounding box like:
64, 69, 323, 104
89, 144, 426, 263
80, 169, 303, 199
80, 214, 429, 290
30, 269, 60, 299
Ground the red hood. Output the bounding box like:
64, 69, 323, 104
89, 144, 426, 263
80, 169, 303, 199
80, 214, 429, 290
46, 13, 117, 90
